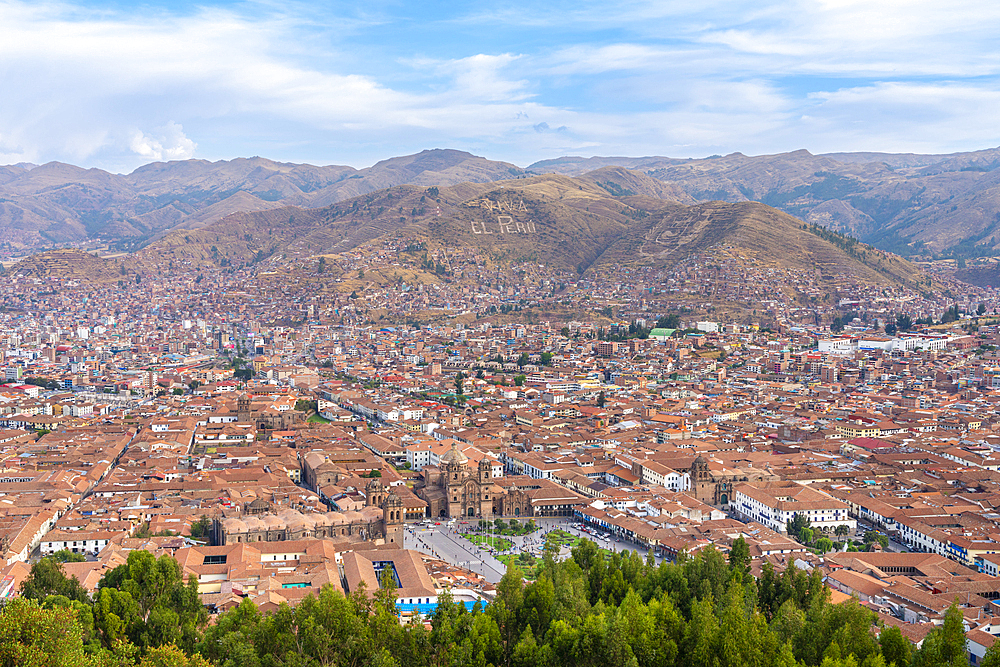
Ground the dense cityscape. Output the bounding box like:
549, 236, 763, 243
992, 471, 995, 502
4, 232, 1000, 664
5, 0, 1000, 661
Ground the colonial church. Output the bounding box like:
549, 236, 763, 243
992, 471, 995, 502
417, 443, 496, 518
235, 392, 304, 430
687, 455, 773, 507
212, 479, 405, 546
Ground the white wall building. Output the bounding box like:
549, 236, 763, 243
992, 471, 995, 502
41, 529, 116, 556
818, 338, 858, 356
732, 481, 855, 535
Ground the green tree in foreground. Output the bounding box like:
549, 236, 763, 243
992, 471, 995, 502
911, 602, 969, 667
138, 644, 212, 667
20, 558, 89, 604
3, 538, 969, 667
728, 535, 751, 580
96, 550, 206, 653
880, 625, 912, 667
0, 598, 90, 667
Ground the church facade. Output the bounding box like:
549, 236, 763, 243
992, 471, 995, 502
212, 480, 404, 546
236, 393, 304, 430
417, 444, 495, 518
688, 455, 773, 507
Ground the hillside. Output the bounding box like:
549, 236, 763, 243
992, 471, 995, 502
135, 171, 930, 294
594, 200, 928, 290
528, 147, 1000, 258
8, 248, 125, 283
0, 150, 526, 254
137, 174, 637, 271
576, 166, 696, 203
7, 145, 1000, 261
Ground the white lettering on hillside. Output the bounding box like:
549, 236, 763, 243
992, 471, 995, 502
470, 217, 536, 235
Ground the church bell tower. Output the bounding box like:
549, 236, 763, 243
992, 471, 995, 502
383, 492, 404, 545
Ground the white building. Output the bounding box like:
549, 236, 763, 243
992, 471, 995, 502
41, 529, 116, 555
901, 333, 950, 351
858, 336, 916, 353
405, 442, 435, 471
638, 460, 690, 492
977, 553, 1000, 578
69, 403, 95, 418
732, 481, 855, 535
818, 337, 857, 356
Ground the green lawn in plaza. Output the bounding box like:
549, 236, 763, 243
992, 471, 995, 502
545, 529, 579, 547
463, 534, 514, 551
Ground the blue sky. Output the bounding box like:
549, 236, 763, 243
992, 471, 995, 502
1, 0, 999, 173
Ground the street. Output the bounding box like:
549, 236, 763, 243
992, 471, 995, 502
404, 523, 508, 583
555, 520, 666, 564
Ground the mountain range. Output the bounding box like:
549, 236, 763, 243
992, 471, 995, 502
3, 146, 1000, 262
0, 150, 525, 254
13, 168, 932, 309
531, 147, 1000, 257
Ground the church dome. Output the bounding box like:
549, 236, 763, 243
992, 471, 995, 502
441, 443, 468, 465
248, 497, 271, 511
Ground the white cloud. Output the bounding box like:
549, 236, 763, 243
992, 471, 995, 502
129, 122, 197, 161
698, 0, 1000, 77
0, 134, 25, 157
445, 54, 530, 102
0, 1, 433, 168
546, 44, 680, 75
799, 82, 1000, 153
0, 0, 998, 171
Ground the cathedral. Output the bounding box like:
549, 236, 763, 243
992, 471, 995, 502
212, 479, 405, 546
688, 455, 772, 507
688, 455, 733, 506
417, 443, 495, 518
235, 393, 304, 430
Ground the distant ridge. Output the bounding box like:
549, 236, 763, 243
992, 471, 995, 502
0, 149, 525, 254
530, 147, 1000, 257
132, 170, 930, 297
5, 145, 1000, 260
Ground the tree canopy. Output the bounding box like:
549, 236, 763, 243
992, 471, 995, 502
4, 537, 970, 667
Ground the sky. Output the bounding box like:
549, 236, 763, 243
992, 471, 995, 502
1, 0, 999, 173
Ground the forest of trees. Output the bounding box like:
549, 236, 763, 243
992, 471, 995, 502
3, 536, 996, 667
